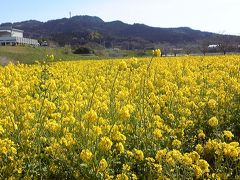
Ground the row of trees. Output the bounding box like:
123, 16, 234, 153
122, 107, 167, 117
50, 30, 240, 56
160, 34, 240, 56
161, 44, 240, 57
198, 34, 239, 55
91, 32, 240, 55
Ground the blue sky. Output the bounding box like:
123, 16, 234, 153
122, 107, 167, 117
1, 0, 239, 35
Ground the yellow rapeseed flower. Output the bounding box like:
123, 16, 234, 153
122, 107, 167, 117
182, 153, 193, 166
195, 144, 204, 154
80, 149, 93, 163
208, 116, 219, 127
99, 137, 113, 151
47, 54, 55, 61
155, 149, 167, 162
122, 164, 131, 172
198, 129, 206, 139
153, 128, 163, 140
208, 99, 217, 109
83, 109, 98, 123
118, 61, 128, 71
98, 158, 108, 172
152, 49, 161, 57
172, 139, 182, 149
197, 159, 210, 174
116, 173, 129, 180
223, 130, 234, 140
134, 149, 144, 161
0, 125, 5, 135
116, 142, 124, 154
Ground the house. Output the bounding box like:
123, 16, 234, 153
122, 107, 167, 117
208, 44, 219, 48
0, 27, 39, 46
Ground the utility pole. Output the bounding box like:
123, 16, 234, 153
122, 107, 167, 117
69, 12, 72, 18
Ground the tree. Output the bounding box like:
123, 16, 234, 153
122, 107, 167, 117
184, 45, 193, 55
73, 46, 93, 54
171, 48, 182, 56
161, 47, 169, 57
89, 31, 103, 44
216, 34, 230, 55
213, 31, 237, 55
198, 39, 209, 56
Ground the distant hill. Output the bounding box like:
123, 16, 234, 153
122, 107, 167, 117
1, 15, 240, 49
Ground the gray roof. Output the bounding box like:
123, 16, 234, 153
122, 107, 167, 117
0, 27, 24, 32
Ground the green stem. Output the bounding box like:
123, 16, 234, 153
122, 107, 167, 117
108, 69, 120, 135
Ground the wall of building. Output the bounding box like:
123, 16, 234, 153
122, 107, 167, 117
0, 31, 11, 37
11, 31, 23, 38
0, 29, 38, 46
0, 37, 39, 46
16, 37, 38, 45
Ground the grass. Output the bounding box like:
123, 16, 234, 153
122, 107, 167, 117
0, 46, 98, 64
1, 45, 239, 65
103, 49, 152, 57
0, 46, 155, 65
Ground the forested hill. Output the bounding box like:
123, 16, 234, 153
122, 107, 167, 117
1, 15, 239, 48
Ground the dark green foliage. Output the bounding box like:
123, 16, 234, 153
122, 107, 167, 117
73, 47, 93, 54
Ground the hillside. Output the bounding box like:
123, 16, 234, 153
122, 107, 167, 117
1, 15, 240, 50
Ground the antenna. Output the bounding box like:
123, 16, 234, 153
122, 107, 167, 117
69, 11, 72, 18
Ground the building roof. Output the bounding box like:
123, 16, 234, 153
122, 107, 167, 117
0, 27, 24, 33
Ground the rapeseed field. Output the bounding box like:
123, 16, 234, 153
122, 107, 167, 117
0, 53, 239, 179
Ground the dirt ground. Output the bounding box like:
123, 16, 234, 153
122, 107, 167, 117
0, 56, 15, 66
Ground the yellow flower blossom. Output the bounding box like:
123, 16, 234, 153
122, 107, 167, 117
116, 142, 125, 154
134, 149, 144, 161
208, 99, 217, 109
99, 137, 113, 151
122, 164, 131, 172
152, 49, 161, 57
153, 128, 163, 140
83, 109, 98, 123
195, 144, 204, 154
116, 173, 129, 180
47, 54, 55, 61
198, 129, 206, 139
80, 149, 93, 163
208, 116, 219, 127
98, 158, 108, 172
155, 149, 167, 162
172, 139, 182, 149
0, 125, 4, 135
118, 61, 128, 71
223, 130, 234, 140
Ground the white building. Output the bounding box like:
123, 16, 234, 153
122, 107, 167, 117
208, 44, 219, 48
0, 27, 39, 46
